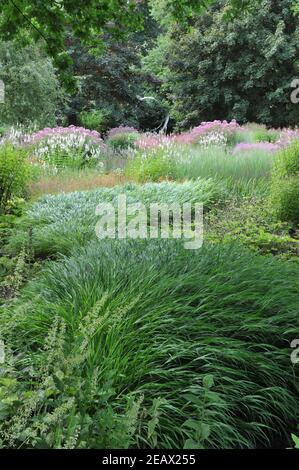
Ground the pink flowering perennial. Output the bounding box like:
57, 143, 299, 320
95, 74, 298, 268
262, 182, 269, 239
233, 142, 279, 154
174, 120, 240, 145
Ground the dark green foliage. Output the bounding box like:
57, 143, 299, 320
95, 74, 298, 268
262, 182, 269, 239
66, 35, 165, 131
0, 1, 143, 88
150, 0, 299, 129
0, 1, 255, 70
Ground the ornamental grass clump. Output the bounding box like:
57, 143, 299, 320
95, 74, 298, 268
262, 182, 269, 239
271, 139, 299, 225
0, 240, 298, 448
172, 146, 275, 182
125, 144, 176, 182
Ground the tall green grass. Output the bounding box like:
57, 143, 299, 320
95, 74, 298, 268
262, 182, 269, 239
174, 146, 276, 182
1, 240, 298, 448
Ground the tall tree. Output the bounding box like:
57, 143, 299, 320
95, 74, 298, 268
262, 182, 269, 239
149, 0, 299, 128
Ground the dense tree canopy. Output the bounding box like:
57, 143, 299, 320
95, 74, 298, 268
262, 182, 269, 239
65, 35, 165, 130
147, 0, 299, 129
0, 41, 64, 127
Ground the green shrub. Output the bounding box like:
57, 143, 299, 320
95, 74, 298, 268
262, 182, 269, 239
292, 434, 299, 449
271, 140, 299, 224
173, 146, 275, 182
206, 196, 299, 261
267, 130, 279, 144
271, 177, 299, 225
79, 110, 108, 133
107, 132, 139, 151
0, 126, 6, 137
235, 125, 279, 146
125, 148, 176, 182
1, 240, 299, 448
0, 145, 31, 212
272, 140, 299, 179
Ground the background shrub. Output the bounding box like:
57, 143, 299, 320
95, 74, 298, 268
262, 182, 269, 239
79, 109, 108, 133
107, 132, 139, 151
125, 147, 176, 182
245, 124, 279, 144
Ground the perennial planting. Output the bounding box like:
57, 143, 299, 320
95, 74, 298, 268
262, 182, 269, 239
0, 117, 299, 450
1, 0, 299, 453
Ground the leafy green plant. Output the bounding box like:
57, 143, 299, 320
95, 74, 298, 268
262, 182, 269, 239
107, 132, 139, 151
126, 147, 177, 182
272, 140, 299, 179
0, 145, 31, 212
79, 110, 108, 133
183, 375, 215, 449
6, 179, 225, 258
271, 140, 299, 225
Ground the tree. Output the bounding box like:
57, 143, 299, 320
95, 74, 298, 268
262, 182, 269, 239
0, 0, 266, 91
0, 1, 261, 56
64, 4, 165, 130
0, 41, 64, 126
150, 0, 299, 129
65, 36, 165, 130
